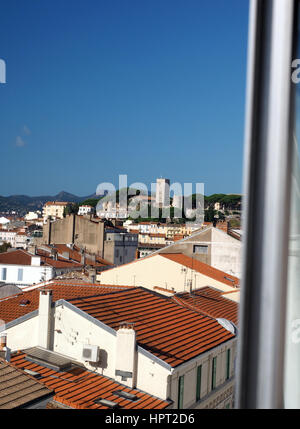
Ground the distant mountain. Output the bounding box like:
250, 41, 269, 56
0, 191, 100, 215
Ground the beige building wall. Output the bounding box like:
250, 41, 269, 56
168, 338, 236, 409
43, 215, 105, 256
98, 254, 236, 293
43, 203, 69, 221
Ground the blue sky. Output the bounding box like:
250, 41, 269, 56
0, 0, 249, 197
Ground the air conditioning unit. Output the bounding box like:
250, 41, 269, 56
82, 344, 100, 362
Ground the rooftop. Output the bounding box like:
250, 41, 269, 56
173, 286, 239, 326
67, 287, 235, 367
9, 351, 170, 410
0, 358, 53, 409
0, 280, 132, 324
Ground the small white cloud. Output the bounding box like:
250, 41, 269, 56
23, 125, 31, 135
16, 136, 25, 147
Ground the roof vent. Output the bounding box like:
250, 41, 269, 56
23, 368, 41, 379
19, 299, 30, 306
94, 398, 120, 409
224, 276, 235, 283
113, 390, 137, 401
216, 318, 237, 335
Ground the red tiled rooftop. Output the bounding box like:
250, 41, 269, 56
0, 249, 82, 269
173, 286, 239, 326
41, 244, 112, 268
67, 287, 234, 367
9, 352, 170, 410
43, 201, 69, 206
160, 253, 240, 287
0, 281, 132, 324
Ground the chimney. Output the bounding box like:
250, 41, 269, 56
51, 249, 58, 260
0, 333, 10, 362
81, 253, 86, 265
0, 332, 7, 351
115, 322, 136, 388
31, 256, 41, 266
38, 289, 52, 349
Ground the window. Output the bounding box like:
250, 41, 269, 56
211, 357, 217, 390
17, 268, 23, 282
2, 268, 6, 281
178, 375, 184, 409
226, 349, 231, 380
193, 245, 208, 254
196, 365, 202, 401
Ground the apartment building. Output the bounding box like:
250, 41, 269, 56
0, 229, 17, 247
0, 283, 237, 408
43, 214, 138, 266
98, 252, 239, 294
15, 232, 28, 249
42, 201, 70, 222
77, 205, 95, 216
158, 226, 242, 278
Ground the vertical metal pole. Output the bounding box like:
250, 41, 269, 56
236, 0, 295, 408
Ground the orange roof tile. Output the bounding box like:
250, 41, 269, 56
0, 281, 132, 324
173, 286, 239, 326
0, 249, 82, 269
9, 352, 170, 410
68, 287, 235, 367
42, 244, 112, 268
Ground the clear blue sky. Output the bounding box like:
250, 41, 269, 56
0, 0, 249, 197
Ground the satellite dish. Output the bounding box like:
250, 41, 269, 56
216, 318, 237, 335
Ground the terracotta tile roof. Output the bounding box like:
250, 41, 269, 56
0, 249, 83, 269
0, 250, 32, 265
160, 253, 240, 287
173, 287, 239, 326
9, 352, 170, 410
0, 358, 53, 409
44, 201, 69, 206
41, 244, 112, 268
0, 281, 132, 324
67, 287, 235, 367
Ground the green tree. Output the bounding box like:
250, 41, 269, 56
0, 242, 12, 253
63, 203, 79, 217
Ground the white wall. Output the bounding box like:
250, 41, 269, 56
5, 316, 39, 351
0, 264, 53, 286
210, 229, 241, 278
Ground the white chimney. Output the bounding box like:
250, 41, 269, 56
31, 256, 41, 266
115, 322, 136, 388
38, 290, 52, 349
0, 332, 10, 362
